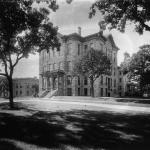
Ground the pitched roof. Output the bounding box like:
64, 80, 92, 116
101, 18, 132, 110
60, 32, 119, 50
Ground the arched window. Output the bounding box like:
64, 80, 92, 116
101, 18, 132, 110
67, 75, 72, 85
84, 76, 88, 85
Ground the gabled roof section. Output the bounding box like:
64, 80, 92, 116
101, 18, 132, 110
83, 32, 106, 42
62, 33, 82, 42
105, 34, 119, 50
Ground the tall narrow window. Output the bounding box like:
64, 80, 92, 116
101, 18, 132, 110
84, 88, 88, 96
119, 78, 122, 83
78, 44, 80, 55
67, 76, 72, 85
114, 79, 116, 87
16, 91, 18, 96
101, 76, 103, 85
20, 90, 22, 95
78, 88, 80, 96
84, 45, 87, 53
67, 43, 71, 55
84, 77, 88, 85
114, 67, 116, 76
67, 61, 71, 71
78, 76, 80, 85
105, 88, 107, 96
101, 88, 103, 96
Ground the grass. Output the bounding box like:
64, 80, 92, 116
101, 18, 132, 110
0, 102, 150, 150
115, 98, 150, 104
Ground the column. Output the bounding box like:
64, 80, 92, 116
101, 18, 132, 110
45, 77, 48, 90
72, 77, 76, 96
39, 75, 43, 93
47, 77, 50, 91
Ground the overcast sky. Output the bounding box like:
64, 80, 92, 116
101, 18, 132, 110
13, 0, 150, 78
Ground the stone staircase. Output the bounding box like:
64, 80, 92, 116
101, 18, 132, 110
39, 90, 49, 98
44, 89, 58, 98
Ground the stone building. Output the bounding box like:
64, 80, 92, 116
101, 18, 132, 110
13, 77, 39, 97
39, 27, 120, 97
117, 67, 125, 97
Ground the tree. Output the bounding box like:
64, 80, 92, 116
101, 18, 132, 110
121, 45, 150, 96
89, 0, 150, 34
0, 0, 60, 109
32, 83, 39, 97
73, 48, 111, 97
120, 52, 131, 75
0, 76, 9, 98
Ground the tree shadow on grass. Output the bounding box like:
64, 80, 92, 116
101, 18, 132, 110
0, 108, 150, 150
0, 140, 22, 150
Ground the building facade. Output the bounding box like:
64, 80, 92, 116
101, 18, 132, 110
39, 28, 121, 97
13, 77, 39, 97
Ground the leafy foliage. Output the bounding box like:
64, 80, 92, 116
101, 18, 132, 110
120, 52, 131, 75
0, 0, 60, 108
73, 48, 111, 96
73, 49, 111, 80
121, 45, 150, 94
0, 77, 9, 98
89, 0, 150, 34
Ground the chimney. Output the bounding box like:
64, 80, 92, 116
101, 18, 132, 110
78, 27, 81, 36
98, 21, 106, 35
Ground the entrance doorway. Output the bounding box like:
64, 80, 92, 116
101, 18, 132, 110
67, 88, 72, 96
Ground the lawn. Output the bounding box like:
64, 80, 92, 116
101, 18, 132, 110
115, 98, 150, 104
0, 101, 150, 150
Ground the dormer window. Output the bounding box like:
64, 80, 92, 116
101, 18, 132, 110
90, 43, 94, 49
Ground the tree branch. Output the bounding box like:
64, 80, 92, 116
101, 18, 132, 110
0, 73, 7, 77
12, 54, 24, 68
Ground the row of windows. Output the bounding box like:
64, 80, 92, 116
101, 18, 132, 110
41, 42, 117, 65
41, 49, 61, 62
16, 90, 22, 96
67, 88, 88, 96
43, 61, 72, 72
101, 76, 116, 87
67, 43, 95, 56
67, 76, 88, 86
68, 76, 117, 88
15, 90, 30, 96
68, 87, 116, 97
15, 84, 30, 89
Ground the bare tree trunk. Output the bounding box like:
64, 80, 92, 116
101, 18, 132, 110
7, 76, 14, 109
90, 76, 94, 97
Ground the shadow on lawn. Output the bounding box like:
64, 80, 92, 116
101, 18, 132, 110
0, 107, 150, 150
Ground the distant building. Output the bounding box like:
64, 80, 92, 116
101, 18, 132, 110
13, 77, 39, 97
39, 27, 120, 97
119, 52, 140, 97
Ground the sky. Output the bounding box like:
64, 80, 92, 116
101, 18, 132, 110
13, 0, 150, 78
